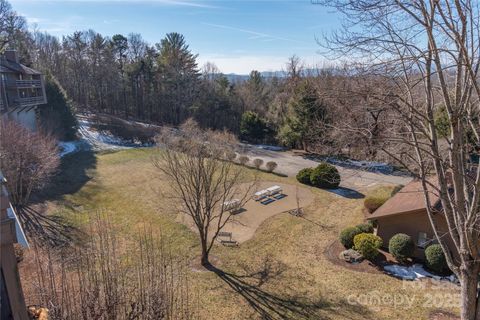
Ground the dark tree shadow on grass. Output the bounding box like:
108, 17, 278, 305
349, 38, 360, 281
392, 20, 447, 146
327, 187, 365, 199
20, 150, 96, 247
32, 150, 97, 203
18, 206, 83, 248
206, 261, 373, 320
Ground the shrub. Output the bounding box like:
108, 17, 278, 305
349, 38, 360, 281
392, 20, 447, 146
310, 163, 341, 189
238, 156, 250, 166
31, 215, 199, 319
253, 158, 264, 169
425, 244, 449, 274
265, 161, 278, 173
388, 233, 414, 263
0, 120, 60, 207
353, 233, 383, 260
339, 226, 363, 249
364, 185, 402, 213
296, 168, 313, 185
225, 150, 237, 162
356, 222, 374, 234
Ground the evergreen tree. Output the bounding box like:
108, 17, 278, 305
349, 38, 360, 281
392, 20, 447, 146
39, 74, 78, 140
157, 33, 199, 125
278, 81, 328, 150
240, 111, 269, 142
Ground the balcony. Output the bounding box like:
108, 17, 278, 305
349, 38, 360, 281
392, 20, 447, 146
14, 96, 47, 107
5, 79, 43, 89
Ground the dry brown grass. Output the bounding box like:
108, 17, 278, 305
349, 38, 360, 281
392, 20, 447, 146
20, 148, 460, 320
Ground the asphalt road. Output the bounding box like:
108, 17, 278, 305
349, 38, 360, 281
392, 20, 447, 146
239, 144, 412, 192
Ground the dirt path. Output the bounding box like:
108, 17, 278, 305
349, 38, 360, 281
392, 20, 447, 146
239, 144, 412, 191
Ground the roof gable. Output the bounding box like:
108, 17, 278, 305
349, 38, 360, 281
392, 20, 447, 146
0, 58, 42, 75
367, 179, 440, 219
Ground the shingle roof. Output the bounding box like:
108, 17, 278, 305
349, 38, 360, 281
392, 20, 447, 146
366, 178, 440, 219
0, 58, 42, 75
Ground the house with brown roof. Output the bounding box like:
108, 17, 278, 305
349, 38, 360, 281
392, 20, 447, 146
366, 179, 455, 260
0, 50, 47, 131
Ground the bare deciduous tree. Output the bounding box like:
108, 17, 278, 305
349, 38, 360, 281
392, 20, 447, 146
318, 1, 480, 319
0, 120, 60, 208
152, 119, 255, 266
28, 213, 198, 320
0, 0, 28, 52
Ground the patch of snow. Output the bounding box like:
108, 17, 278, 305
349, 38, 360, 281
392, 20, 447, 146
77, 118, 148, 151
58, 141, 77, 157
254, 144, 286, 152
383, 263, 457, 283
325, 157, 394, 174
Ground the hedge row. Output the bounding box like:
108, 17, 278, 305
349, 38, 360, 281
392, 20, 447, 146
339, 227, 449, 274
364, 185, 402, 213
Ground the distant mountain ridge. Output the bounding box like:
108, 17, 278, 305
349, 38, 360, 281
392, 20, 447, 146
224, 70, 287, 83
223, 69, 324, 83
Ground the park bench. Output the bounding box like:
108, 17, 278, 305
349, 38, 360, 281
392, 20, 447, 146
217, 232, 238, 246
218, 231, 232, 241
253, 189, 269, 201
266, 185, 282, 196
220, 239, 239, 246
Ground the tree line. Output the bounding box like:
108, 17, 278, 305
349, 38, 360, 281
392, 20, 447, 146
1, 0, 394, 160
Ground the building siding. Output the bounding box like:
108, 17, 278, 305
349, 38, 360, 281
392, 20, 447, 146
373, 210, 456, 261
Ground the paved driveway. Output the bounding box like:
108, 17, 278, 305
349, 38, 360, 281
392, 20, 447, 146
239, 144, 412, 191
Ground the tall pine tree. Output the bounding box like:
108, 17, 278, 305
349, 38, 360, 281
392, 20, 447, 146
39, 74, 78, 140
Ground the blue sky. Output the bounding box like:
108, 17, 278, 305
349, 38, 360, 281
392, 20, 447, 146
10, 0, 341, 74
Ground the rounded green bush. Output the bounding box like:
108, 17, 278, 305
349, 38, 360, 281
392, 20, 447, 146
353, 233, 383, 260
339, 226, 363, 249
388, 233, 414, 263
309, 163, 341, 189
296, 168, 313, 185
364, 185, 402, 213
356, 223, 374, 234
425, 244, 449, 274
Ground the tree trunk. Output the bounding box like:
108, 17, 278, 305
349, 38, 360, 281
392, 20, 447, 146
200, 240, 209, 267
460, 265, 479, 320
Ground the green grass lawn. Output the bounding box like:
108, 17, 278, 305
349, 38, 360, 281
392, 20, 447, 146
33, 148, 459, 320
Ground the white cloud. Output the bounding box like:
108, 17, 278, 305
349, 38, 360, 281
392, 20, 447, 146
13, 0, 218, 8
202, 22, 307, 44
22, 16, 45, 24
24, 15, 88, 34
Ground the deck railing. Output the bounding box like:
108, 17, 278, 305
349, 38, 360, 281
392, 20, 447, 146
14, 96, 47, 106
5, 79, 43, 88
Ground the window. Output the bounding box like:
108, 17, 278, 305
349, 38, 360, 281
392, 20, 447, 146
417, 232, 428, 248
